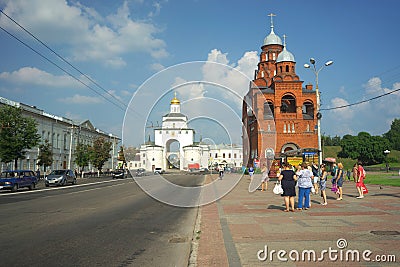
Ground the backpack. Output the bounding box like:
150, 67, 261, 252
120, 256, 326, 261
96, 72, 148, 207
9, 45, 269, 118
331, 167, 336, 176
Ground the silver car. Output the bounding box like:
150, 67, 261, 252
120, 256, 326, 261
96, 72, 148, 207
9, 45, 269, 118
45, 169, 77, 187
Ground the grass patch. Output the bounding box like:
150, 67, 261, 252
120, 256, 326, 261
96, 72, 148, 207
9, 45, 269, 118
364, 172, 400, 187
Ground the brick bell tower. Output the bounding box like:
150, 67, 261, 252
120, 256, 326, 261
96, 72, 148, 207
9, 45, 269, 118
242, 13, 318, 168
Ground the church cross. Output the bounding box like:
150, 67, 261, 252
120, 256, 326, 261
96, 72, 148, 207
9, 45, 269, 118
268, 13, 276, 28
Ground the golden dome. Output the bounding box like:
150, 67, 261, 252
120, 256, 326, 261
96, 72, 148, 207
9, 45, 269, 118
170, 92, 180, 105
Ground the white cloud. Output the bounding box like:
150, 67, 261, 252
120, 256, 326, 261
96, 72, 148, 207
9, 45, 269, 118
323, 77, 400, 136
148, 2, 162, 17
172, 77, 205, 100
206, 49, 230, 65
363, 77, 383, 95
0, 67, 81, 88
150, 63, 166, 71
0, 0, 168, 67
59, 94, 103, 104
202, 49, 257, 109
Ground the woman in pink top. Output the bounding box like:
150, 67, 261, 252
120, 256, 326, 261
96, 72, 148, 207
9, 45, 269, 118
356, 161, 366, 198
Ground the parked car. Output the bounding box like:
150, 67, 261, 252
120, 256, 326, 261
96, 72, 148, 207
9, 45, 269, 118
135, 168, 146, 177
112, 169, 128, 179
45, 169, 77, 187
154, 167, 164, 174
0, 170, 38, 192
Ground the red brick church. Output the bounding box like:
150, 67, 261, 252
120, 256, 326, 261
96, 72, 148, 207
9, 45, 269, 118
242, 14, 318, 169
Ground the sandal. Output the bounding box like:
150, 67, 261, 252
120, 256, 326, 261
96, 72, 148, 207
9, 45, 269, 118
283, 209, 289, 212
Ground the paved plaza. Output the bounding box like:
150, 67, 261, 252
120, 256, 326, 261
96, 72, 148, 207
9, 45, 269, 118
195, 173, 400, 266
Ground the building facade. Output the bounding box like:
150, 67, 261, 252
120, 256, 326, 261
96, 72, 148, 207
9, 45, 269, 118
242, 15, 318, 168
0, 97, 120, 173
128, 94, 243, 172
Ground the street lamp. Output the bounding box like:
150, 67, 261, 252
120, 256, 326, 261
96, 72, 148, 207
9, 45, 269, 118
304, 58, 333, 167
384, 149, 390, 172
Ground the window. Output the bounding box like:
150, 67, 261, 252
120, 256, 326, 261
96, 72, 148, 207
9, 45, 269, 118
215, 153, 218, 158
64, 134, 67, 150
302, 101, 314, 119
286, 65, 289, 72
234, 153, 237, 158
264, 101, 274, 119
223, 153, 226, 158
280, 95, 296, 113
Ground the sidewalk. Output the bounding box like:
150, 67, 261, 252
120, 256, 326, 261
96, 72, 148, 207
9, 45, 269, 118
196, 173, 400, 266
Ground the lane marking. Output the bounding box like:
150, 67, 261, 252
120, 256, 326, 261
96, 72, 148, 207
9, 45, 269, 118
0, 179, 133, 196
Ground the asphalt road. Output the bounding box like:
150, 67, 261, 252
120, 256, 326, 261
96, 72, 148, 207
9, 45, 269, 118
0, 173, 204, 267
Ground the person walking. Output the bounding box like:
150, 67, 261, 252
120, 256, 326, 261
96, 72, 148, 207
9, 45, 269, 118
278, 163, 297, 212
336, 162, 345, 200
319, 164, 328, 205
218, 165, 224, 180
248, 166, 254, 180
260, 164, 269, 191
311, 162, 319, 195
356, 162, 366, 198
297, 162, 314, 210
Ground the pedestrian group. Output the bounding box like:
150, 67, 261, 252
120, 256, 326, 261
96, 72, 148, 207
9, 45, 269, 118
252, 160, 368, 212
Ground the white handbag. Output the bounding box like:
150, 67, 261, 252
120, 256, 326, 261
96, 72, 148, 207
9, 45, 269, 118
273, 181, 284, 195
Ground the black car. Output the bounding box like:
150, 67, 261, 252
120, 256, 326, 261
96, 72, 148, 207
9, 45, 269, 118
112, 169, 128, 179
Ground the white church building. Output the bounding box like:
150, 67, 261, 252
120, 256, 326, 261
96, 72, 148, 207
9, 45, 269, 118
128, 94, 243, 172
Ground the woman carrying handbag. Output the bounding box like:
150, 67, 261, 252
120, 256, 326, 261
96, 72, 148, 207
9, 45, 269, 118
278, 163, 297, 212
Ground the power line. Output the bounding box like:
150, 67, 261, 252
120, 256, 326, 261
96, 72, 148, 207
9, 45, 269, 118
321, 87, 400, 111
0, 9, 127, 111
0, 24, 126, 112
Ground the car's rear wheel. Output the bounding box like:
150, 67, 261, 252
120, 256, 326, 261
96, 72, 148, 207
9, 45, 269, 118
73, 178, 77, 185
28, 183, 35, 190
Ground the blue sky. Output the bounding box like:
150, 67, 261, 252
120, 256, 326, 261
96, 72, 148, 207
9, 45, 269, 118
0, 0, 399, 147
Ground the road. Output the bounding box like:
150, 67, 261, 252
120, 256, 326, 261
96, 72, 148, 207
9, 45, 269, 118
0, 173, 204, 267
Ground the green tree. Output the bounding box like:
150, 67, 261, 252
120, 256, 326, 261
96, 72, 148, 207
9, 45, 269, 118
339, 132, 390, 165
124, 146, 139, 162
322, 135, 342, 146
89, 137, 112, 174
383, 118, 400, 150
37, 139, 53, 172
0, 105, 40, 169
74, 143, 90, 173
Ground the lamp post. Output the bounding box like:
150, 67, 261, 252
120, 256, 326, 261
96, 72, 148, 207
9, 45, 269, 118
384, 149, 390, 172
304, 58, 333, 167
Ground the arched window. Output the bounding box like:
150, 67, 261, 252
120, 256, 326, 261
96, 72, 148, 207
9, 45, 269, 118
286, 65, 289, 72
263, 101, 274, 119
302, 101, 314, 119
280, 95, 296, 113
279, 66, 283, 73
